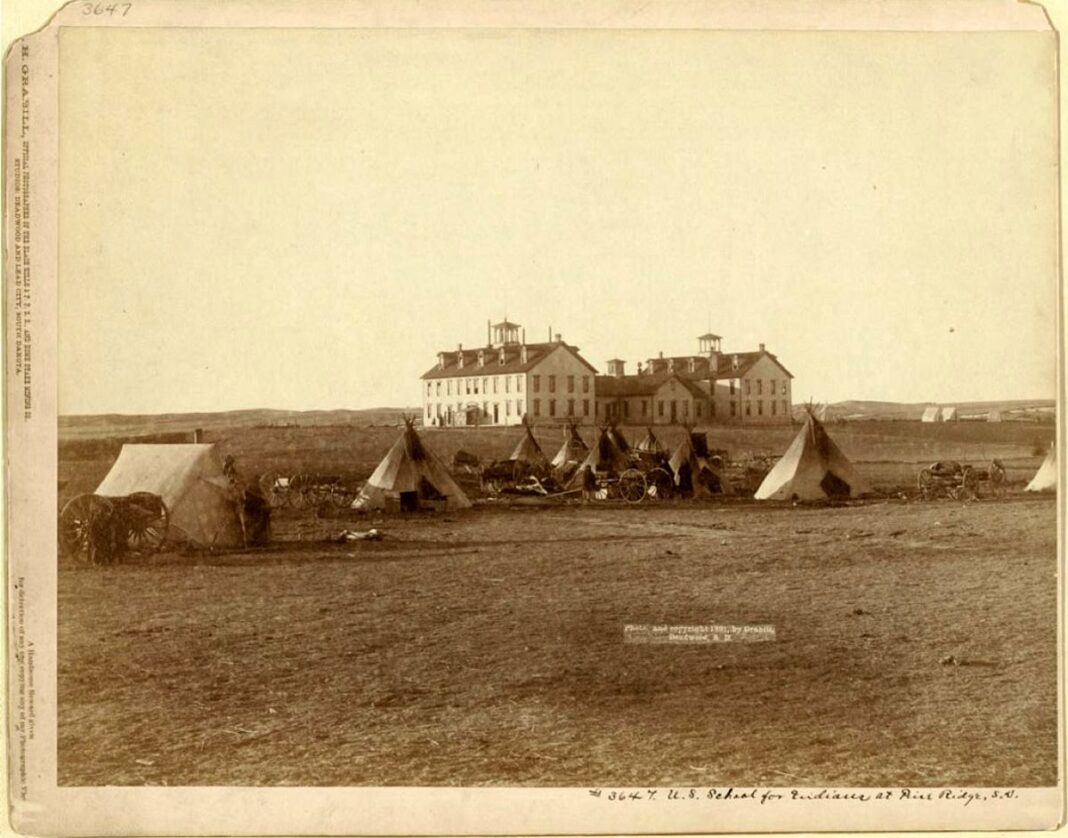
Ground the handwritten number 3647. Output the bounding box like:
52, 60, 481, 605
82, 3, 133, 15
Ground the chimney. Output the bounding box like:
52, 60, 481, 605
548, 326, 552, 341
659, 350, 664, 359
554, 333, 562, 344
637, 362, 643, 375
438, 351, 447, 369
487, 320, 491, 346
759, 342, 766, 352
192, 428, 203, 443
457, 343, 464, 368
521, 328, 526, 344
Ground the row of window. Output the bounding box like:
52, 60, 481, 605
531, 374, 589, 395
727, 399, 790, 417
728, 379, 789, 396
600, 399, 705, 420
428, 375, 525, 398
428, 399, 526, 420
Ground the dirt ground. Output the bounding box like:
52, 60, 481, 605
58, 493, 1058, 787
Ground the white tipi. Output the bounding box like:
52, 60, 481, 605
755, 413, 870, 501
352, 419, 472, 511
1025, 443, 1057, 493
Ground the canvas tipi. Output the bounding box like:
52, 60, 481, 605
636, 427, 666, 454
508, 417, 547, 466
1025, 443, 1056, 492
755, 413, 870, 501
570, 425, 630, 485
352, 419, 472, 511
668, 428, 718, 496
95, 443, 244, 547
551, 420, 589, 469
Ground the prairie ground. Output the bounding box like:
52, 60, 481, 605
58, 493, 1058, 787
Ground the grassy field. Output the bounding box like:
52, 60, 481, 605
58, 495, 1058, 787
56, 415, 1058, 787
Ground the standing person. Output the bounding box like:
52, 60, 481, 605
581, 464, 597, 503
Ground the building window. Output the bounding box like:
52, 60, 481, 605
729, 380, 736, 395
757, 380, 762, 395
770, 379, 776, 395
466, 379, 471, 395
730, 401, 736, 417
782, 399, 789, 415
549, 375, 557, 393
771, 399, 777, 415
682, 402, 689, 418
517, 399, 522, 416
516, 376, 523, 392
696, 402, 702, 417
447, 380, 452, 396
436, 382, 441, 396
533, 375, 541, 393
710, 401, 716, 416
658, 401, 665, 417
483, 401, 488, 417
534, 399, 541, 417
549, 399, 557, 417
493, 378, 498, 394
568, 399, 575, 416
426, 383, 431, 396
746, 402, 752, 416
583, 376, 590, 393
746, 380, 751, 395
506, 401, 511, 416
583, 399, 589, 416
623, 401, 630, 418
567, 375, 575, 393
505, 377, 511, 394
473, 379, 479, 394
758, 400, 764, 415
642, 400, 648, 416
781, 382, 788, 395
498, 349, 506, 365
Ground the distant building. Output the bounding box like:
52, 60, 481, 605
420, 320, 598, 427
599, 333, 794, 425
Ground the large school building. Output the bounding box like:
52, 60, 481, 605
421, 321, 793, 427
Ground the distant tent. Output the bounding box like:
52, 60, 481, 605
668, 429, 718, 496
1025, 443, 1056, 492
636, 427, 666, 454
921, 406, 941, 422
352, 419, 471, 511
814, 404, 829, 422
551, 420, 589, 469
508, 418, 547, 465
755, 414, 870, 501
941, 406, 958, 422
987, 410, 1003, 423
95, 443, 243, 547
570, 425, 630, 485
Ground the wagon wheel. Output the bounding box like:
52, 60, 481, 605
917, 468, 933, 499
619, 468, 647, 504
288, 474, 308, 508
960, 466, 979, 500
330, 485, 356, 508
58, 493, 107, 560
124, 492, 170, 556
646, 467, 674, 501
259, 471, 285, 508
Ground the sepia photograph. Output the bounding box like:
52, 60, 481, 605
4, 0, 1063, 834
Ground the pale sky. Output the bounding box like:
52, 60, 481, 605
58, 27, 1058, 414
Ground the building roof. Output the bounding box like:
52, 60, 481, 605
422, 341, 598, 380
645, 350, 794, 380
596, 372, 707, 400
492, 319, 521, 330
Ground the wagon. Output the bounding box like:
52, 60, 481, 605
917, 460, 1006, 500
59, 491, 169, 563
259, 472, 359, 508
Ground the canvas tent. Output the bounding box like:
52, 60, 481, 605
551, 421, 589, 468
1025, 443, 1056, 492
921, 406, 941, 422
754, 414, 870, 501
352, 420, 471, 511
508, 419, 547, 465
95, 443, 244, 547
636, 427, 666, 454
941, 406, 958, 422
987, 410, 1003, 423
569, 425, 631, 485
